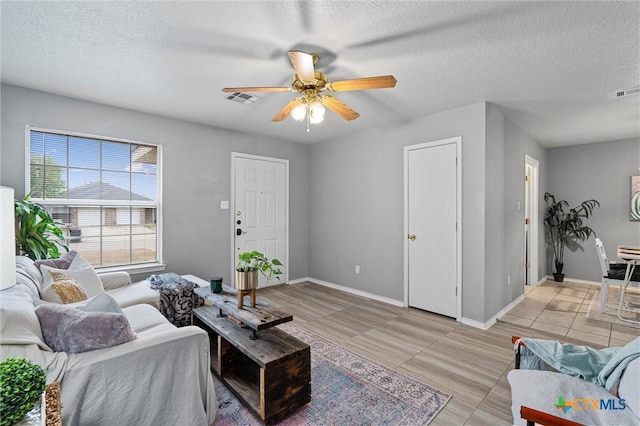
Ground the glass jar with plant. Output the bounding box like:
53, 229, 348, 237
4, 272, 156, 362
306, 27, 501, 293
544, 192, 599, 282
14, 193, 68, 260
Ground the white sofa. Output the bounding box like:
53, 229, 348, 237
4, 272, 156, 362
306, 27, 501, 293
1, 256, 218, 426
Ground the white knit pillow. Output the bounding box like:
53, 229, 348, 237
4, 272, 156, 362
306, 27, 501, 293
40, 254, 104, 303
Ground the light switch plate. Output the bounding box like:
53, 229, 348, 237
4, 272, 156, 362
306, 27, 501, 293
220, 201, 229, 209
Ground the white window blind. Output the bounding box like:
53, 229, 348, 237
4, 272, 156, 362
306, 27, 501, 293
27, 129, 161, 268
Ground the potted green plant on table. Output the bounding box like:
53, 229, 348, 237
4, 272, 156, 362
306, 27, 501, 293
15, 193, 68, 260
0, 358, 46, 426
236, 250, 284, 290
544, 192, 599, 282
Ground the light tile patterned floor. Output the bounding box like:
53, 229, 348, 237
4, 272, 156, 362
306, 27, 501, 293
501, 280, 639, 347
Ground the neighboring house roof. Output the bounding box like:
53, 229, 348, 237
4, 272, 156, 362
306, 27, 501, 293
67, 181, 151, 201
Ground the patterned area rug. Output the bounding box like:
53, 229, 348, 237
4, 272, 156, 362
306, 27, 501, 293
586, 288, 640, 329
214, 323, 451, 425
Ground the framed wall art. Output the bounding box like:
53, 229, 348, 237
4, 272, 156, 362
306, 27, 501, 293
631, 176, 640, 221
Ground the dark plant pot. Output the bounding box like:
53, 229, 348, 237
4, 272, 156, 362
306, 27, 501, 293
553, 273, 565, 282
210, 276, 223, 293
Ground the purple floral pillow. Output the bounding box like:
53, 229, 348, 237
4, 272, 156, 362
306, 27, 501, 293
34, 251, 78, 272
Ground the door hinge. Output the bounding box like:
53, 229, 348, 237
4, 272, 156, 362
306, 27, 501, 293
525, 175, 531, 182
525, 218, 530, 225
525, 262, 530, 269
455, 287, 458, 296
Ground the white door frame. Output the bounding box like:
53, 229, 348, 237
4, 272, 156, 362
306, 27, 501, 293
230, 152, 289, 287
524, 154, 539, 286
403, 136, 462, 321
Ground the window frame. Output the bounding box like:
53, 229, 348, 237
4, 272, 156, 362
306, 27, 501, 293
24, 125, 165, 274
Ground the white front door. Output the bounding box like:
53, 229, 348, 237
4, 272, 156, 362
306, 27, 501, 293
405, 138, 460, 318
232, 154, 288, 288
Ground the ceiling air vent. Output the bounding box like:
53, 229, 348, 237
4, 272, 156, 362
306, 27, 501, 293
225, 92, 260, 105
612, 86, 640, 98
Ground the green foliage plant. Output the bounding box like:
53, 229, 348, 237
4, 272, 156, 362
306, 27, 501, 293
544, 192, 599, 275
236, 251, 284, 282
29, 155, 66, 198
14, 193, 68, 260
0, 358, 46, 426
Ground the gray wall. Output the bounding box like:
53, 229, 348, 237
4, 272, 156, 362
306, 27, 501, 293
0, 84, 310, 284
309, 102, 492, 322
485, 103, 506, 320
8, 81, 624, 323
548, 138, 640, 281
503, 111, 548, 294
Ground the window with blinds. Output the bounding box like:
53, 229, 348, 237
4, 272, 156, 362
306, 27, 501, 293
27, 129, 161, 268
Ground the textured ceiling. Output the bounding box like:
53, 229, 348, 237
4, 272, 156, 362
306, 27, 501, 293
1, 1, 638, 147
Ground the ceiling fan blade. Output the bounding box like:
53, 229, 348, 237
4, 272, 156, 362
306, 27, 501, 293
222, 87, 292, 93
272, 98, 303, 122
288, 50, 316, 83
327, 75, 397, 92
321, 95, 360, 121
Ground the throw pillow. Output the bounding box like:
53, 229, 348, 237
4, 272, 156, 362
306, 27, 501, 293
40, 259, 104, 303
44, 271, 89, 304
34, 250, 78, 272
35, 304, 136, 354
76, 293, 122, 314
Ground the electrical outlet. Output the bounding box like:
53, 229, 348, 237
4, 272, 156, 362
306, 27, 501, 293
355, 265, 360, 274
507, 275, 511, 286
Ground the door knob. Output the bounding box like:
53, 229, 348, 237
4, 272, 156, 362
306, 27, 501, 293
408, 234, 416, 240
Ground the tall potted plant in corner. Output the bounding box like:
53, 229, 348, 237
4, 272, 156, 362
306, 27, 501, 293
15, 193, 68, 260
236, 250, 283, 290
544, 192, 599, 282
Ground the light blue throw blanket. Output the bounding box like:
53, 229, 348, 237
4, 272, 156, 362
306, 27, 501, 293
519, 336, 640, 391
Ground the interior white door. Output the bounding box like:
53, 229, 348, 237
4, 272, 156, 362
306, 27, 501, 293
525, 163, 533, 285
233, 155, 287, 287
524, 155, 539, 286
407, 142, 458, 317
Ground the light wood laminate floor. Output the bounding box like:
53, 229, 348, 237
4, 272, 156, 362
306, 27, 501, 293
256, 281, 638, 426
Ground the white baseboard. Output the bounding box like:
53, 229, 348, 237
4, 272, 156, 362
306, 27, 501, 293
543, 275, 600, 286
461, 293, 526, 330
528, 276, 548, 286
460, 317, 491, 330
287, 277, 310, 285
296, 277, 405, 307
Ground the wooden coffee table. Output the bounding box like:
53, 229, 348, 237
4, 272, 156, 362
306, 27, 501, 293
192, 287, 311, 424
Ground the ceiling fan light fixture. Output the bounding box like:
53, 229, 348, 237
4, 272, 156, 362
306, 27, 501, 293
223, 50, 396, 129
291, 102, 307, 122
309, 101, 325, 124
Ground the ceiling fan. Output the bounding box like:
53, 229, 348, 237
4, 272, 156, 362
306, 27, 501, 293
222, 50, 397, 129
